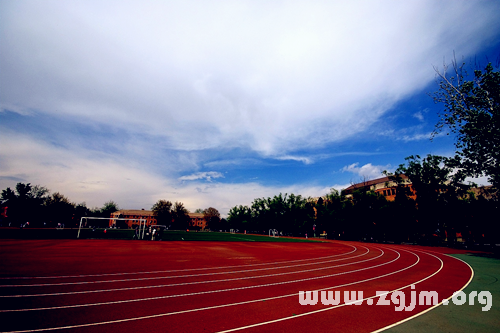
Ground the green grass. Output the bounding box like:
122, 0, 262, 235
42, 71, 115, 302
0, 228, 320, 242
155, 230, 319, 242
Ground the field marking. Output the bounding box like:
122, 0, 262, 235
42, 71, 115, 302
1, 246, 418, 333
0, 247, 391, 311
216, 247, 472, 333
0, 243, 356, 280
214, 247, 439, 333
1, 247, 373, 297
0, 247, 369, 288
368, 248, 475, 333
3, 244, 465, 333
231, 237, 255, 241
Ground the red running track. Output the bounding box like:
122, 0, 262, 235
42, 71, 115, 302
0, 239, 473, 333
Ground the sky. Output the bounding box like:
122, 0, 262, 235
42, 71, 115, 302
1, 0, 499, 216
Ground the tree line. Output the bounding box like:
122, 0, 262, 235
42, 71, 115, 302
0, 183, 119, 228
0, 184, 221, 230
226, 155, 498, 244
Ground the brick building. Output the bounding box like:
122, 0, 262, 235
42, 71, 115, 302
109, 209, 208, 230
109, 209, 157, 228
342, 174, 416, 201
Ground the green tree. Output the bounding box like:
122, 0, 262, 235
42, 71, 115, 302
152, 200, 173, 228
204, 207, 221, 230
100, 200, 119, 217
320, 188, 352, 240
1, 183, 50, 226
395, 154, 469, 244
433, 60, 500, 188
44, 192, 76, 227
227, 205, 252, 231
172, 202, 190, 229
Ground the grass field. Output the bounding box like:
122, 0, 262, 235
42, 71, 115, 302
0, 227, 320, 242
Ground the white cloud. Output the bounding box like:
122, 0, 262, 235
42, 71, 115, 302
342, 163, 392, 180
275, 155, 313, 164
401, 132, 432, 142
413, 111, 424, 121
179, 172, 224, 182
1, 0, 499, 155
464, 175, 491, 187
1, 0, 499, 217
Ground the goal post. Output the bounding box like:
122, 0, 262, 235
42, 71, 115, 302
77, 217, 147, 239
269, 229, 279, 238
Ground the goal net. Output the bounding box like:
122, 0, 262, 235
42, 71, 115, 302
269, 229, 279, 238
77, 217, 148, 239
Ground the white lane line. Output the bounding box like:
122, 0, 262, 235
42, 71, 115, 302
2, 247, 373, 297
0, 247, 390, 312
0, 246, 412, 333
0, 247, 369, 288
217, 246, 473, 333
0, 244, 357, 280
368, 248, 475, 333
232, 237, 255, 241
215, 246, 436, 333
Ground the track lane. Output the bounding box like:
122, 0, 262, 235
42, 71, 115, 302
0, 240, 472, 333
0, 244, 410, 330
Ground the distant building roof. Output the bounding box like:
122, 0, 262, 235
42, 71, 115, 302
111, 210, 206, 219
342, 174, 410, 193
112, 209, 156, 216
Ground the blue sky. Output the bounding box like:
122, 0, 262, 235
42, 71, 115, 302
1, 0, 499, 216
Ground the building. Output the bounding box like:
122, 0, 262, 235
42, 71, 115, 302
109, 209, 208, 230
188, 213, 207, 230
110, 209, 157, 228
342, 174, 416, 201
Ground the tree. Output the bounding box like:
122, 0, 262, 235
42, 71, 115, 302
152, 200, 173, 227
394, 154, 470, 244
204, 207, 220, 230
172, 202, 190, 229
227, 205, 252, 231
100, 200, 119, 217
1, 183, 50, 226
433, 60, 500, 188
44, 192, 76, 226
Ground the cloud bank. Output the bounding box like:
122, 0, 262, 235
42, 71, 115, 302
1, 0, 499, 213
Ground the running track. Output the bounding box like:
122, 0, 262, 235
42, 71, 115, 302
0, 239, 473, 332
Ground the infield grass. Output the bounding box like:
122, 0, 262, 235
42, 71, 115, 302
0, 228, 321, 242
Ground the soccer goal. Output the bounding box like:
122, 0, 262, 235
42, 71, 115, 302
77, 217, 148, 239
269, 229, 279, 238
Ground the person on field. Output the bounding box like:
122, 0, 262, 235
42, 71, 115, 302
152, 227, 156, 241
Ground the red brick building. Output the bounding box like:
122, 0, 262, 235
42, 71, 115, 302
109, 209, 157, 228
342, 174, 416, 201
109, 210, 208, 230
188, 213, 207, 230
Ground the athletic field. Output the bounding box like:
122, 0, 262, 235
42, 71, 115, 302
0, 238, 498, 332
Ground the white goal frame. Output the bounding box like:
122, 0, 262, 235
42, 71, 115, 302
77, 217, 148, 239
269, 228, 279, 238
